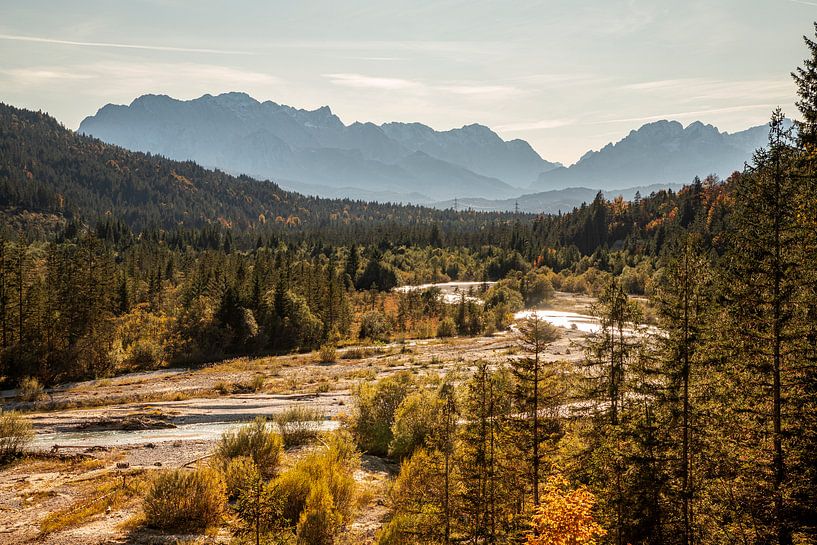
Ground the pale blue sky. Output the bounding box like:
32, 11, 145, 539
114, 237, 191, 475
0, 0, 812, 164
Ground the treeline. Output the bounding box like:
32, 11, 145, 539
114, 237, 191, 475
0, 228, 565, 384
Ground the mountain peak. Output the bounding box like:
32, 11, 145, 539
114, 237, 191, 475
536, 118, 776, 191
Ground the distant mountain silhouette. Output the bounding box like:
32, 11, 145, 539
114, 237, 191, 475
79, 92, 560, 201
532, 119, 791, 191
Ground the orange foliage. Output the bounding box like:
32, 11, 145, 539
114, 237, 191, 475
526, 474, 606, 545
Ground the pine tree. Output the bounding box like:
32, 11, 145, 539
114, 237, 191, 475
511, 315, 562, 506
724, 110, 801, 545
582, 279, 642, 545
793, 23, 817, 149
653, 235, 713, 545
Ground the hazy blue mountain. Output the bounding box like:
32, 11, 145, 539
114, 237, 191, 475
381, 122, 560, 186
532, 119, 791, 191
79, 92, 555, 201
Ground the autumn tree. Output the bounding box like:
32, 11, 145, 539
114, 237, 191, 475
525, 473, 606, 545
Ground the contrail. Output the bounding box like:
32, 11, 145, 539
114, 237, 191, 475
0, 33, 252, 55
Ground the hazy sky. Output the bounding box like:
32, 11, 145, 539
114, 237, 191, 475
0, 0, 813, 164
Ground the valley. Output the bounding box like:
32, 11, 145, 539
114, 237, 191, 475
0, 292, 593, 544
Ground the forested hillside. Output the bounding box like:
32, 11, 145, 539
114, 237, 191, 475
0, 103, 527, 239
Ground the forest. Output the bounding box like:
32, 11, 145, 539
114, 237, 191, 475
0, 22, 815, 545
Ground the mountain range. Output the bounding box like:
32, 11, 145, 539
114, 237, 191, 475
78, 92, 559, 202
78, 92, 784, 209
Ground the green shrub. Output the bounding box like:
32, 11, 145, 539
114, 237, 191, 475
317, 344, 337, 363
276, 463, 312, 523
0, 411, 33, 461
348, 372, 414, 455
296, 480, 340, 545
144, 468, 225, 532
521, 270, 555, 307
436, 317, 457, 338
389, 390, 440, 459
273, 406, 323, 448
377, 514, 418, 545
17, 376, 44, 402
484, 284, 524, 312
341, 347, 381, 360
358, 310, 391, 341
214, 418, 283, 479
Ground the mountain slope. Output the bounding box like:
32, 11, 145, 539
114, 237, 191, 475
2, 102, 513, 233
533, 119, 786, 191
78, 92, 558, 200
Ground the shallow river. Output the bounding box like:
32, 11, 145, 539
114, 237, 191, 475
32, 420, 340, 449
33, 285, 603, 450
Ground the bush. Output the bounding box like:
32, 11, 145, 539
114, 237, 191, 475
348, 372, 414, 455
358, 310, 391, 341
522, 270, 555, 307
247, 374, 266, 392
276, 431, 359, 524
484, 284, 524, 312
225, 456, 260, 500
124, 338, 165, 369
389, 390, 440, 459
17, 376, 44, 402
317, 344, 337, 363
0, 411, 33, 461
214, 418, 283, 479
296, 480, 340, 545
144, 468, 226, 532
436, 317, 457, 338
273, 406, 324, 448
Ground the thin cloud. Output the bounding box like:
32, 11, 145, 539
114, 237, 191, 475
789, 0, 817, 6
437, 84, 521, 99
324, 73, 422, 91
622, 77, 792, 100
0, 62, 281, 93
598, 104, 777, 125
0, 33, 252, 55
0, 68, 94, 83
324, 74, 522, 101
496, 118, 576, 132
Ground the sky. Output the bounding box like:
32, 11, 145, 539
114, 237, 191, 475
0, 0, 813, 165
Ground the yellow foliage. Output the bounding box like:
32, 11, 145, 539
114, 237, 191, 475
526, 474, 606, 545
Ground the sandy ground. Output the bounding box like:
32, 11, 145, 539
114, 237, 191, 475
0, 291, 594, 544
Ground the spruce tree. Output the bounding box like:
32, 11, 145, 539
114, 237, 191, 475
511, 315, 562, 506
724, 110, 801, 545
